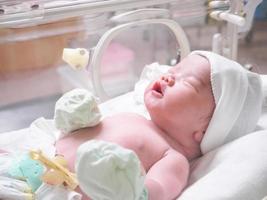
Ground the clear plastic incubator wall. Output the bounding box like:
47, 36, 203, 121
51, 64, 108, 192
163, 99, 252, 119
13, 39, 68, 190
1, 0, 258, 132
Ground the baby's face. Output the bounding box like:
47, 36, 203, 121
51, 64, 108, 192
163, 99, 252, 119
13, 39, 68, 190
144, 54, 215, 143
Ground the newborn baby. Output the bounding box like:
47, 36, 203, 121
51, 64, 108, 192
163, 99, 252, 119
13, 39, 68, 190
55, 51, 262, 200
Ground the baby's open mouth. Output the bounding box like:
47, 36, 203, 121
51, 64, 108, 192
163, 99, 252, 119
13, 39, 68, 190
152, 81, 163, 97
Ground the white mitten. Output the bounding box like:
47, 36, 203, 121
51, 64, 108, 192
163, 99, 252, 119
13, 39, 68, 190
54, 89, 101, 135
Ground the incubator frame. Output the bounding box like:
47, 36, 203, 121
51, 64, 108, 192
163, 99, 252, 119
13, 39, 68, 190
89, 17, 191, 101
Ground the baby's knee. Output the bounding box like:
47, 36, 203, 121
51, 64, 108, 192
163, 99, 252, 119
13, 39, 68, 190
54, 89, 102, 136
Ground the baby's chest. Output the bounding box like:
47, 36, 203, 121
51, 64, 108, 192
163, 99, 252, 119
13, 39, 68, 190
102, 119, 170, 170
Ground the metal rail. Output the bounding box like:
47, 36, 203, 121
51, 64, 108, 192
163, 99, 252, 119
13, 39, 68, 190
0, 0, 177, 28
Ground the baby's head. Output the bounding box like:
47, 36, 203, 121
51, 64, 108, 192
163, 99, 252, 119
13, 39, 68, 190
144, 51, 263, 155
144, 53, 215, 157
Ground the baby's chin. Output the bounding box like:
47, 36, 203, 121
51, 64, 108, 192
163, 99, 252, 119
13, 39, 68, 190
144, 97, 164, 124
144, 90, 157, 111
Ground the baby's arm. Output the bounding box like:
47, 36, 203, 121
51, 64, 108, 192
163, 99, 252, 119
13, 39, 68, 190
145, 149, 189, 200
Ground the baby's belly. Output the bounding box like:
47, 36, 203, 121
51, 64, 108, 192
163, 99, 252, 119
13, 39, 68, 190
55, 113, 170, 172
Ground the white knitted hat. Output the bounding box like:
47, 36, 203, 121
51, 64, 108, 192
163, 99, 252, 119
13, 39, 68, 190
191, 51, 263, 154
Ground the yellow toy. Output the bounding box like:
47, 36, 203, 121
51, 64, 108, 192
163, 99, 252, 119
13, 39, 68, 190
29, 150, 78, 190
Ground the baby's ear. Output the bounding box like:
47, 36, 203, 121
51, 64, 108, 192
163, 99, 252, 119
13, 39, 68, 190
193, 131, 205, 143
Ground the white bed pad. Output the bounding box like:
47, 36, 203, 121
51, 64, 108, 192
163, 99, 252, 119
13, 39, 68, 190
1, 65, 267, 200
180, 129, 267, 200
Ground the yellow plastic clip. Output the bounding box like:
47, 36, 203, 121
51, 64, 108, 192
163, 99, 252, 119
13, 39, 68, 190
29, 150, 78, 190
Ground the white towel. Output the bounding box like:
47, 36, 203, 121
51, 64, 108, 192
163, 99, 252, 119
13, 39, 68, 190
191, 51, 263, 154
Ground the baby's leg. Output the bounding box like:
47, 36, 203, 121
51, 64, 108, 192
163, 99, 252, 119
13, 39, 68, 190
75, 140, 147, 200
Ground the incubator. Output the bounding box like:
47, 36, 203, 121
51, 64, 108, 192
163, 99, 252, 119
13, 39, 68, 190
1, 0, 267, 200
0, 0, 262, 132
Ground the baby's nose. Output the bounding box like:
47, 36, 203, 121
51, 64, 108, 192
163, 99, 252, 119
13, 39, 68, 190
161, 75, 175, 86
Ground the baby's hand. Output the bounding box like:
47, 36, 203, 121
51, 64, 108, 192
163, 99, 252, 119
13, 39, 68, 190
54, 89, 102, 136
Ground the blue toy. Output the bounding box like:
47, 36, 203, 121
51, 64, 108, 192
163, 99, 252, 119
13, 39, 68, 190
8, 153, 45, 191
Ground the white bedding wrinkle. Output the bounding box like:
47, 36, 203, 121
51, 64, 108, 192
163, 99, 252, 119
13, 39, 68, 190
35, 184, 82, 200
0, 118, 56, 157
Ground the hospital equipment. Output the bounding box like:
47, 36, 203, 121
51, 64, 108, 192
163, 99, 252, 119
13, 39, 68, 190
58, 0, 263, 100
1, 0, 267, 199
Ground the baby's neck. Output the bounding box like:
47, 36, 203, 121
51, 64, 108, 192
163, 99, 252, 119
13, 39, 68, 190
149, 121, 202, 160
